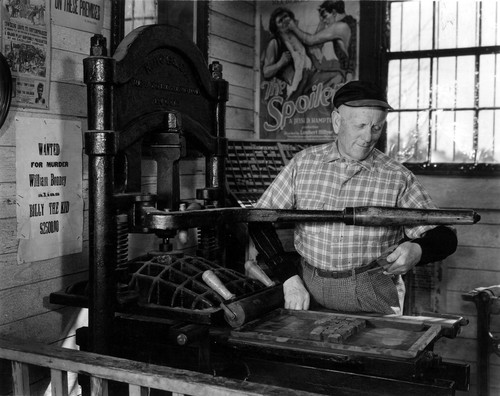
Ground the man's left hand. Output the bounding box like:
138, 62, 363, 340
384, 242, 422, 276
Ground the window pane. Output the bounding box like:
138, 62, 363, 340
388, 60, 402, 108
387, 111, 429, 163
401, 2, 422, 51
432, 56, 474, 108
456, 1, 478, 48
390, 2, 402, 52
479, 54, 500, 107
435, 1, 478, 49
436, 2, 458, 49
478, 110, 500, 162
433, 57, 457, 108
419, 2, 433, 51
389, 59, 430, 109
456, 56, 476, 108
481, 1, 500, 46
125, 0, 158, 34
391, 1, 433, 51
432, 110, 474, 162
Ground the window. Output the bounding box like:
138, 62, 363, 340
119, 0, 208, 59
386, 1, 500, 175
124, 0, 158, 34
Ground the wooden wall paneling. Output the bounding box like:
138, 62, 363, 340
0, 247, 87, 291
50, 49, 87, 84
0, 182, 15, 219
209, 36, 254, 67
455, 224, 500, 249
419, 176, 500, 210
0, 271, 88, 325
47, 82, 86, 117
209, 1, 255, 27
0, 306, 88, 345
0, 112, 15, 145
0, 147, 15, 183
229, 85, 254, 110
51, 25, 111, 55
447, 269, 500, 292
209, 10, 254, 47
226, 107, 253, 132
446, 246, 500, 272
0, 217, 18, 255
208, 0, 256, 142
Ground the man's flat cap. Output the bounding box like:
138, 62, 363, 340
333, 80, 392, 110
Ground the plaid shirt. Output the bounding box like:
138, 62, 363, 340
256, 142, 437, 271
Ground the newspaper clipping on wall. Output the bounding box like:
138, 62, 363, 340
258, 1, 359, 140
1, 0, 50, 109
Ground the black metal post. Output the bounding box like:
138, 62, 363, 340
83, 35, 117, 355
475, 291, 492, 396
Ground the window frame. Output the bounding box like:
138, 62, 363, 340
384, 1, 500, 177
110, 0, 208, 59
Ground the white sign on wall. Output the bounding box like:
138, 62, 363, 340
51, 0, 103, 34
15, 117, 83, 263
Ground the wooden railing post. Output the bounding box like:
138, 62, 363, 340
129, 384, 151, 396
50, 368, 68, 396
90, 376, 108, 396
11, 361, 30, 396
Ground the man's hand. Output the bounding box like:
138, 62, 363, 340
384, 242, 422, 276
283, 275, 310, 310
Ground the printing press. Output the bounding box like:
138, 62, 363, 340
50, 25, 480, 395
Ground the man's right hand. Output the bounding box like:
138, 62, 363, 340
283, 275, 310, 310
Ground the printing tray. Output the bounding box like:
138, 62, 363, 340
230, 309, 444, 360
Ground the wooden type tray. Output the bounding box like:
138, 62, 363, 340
226, 140, 327, 207
230, 309, 443, 360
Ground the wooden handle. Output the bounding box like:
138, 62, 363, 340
245, 260, 275, 287
202, 270, 234, 300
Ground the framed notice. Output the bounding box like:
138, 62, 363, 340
257, 1, 359, 139
15, 117, 83, 263
51, 0, 104, 34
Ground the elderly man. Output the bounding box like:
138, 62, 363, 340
250, 80, 457, 315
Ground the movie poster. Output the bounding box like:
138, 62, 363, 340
258, 1, 359, 140
1, 0, 50, 109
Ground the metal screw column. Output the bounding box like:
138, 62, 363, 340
83, 35, 117, 355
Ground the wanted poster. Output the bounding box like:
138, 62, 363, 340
15, 117, 83, 263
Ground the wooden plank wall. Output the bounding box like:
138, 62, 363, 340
0, 6, 116, 345
0, 4, 115, 395
208, 1, 256, 140
419, 176, 500, 396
